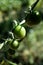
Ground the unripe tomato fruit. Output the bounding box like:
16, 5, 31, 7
25, 11, 41, 26
10, 40, 19, 50
13, 25, 26, 39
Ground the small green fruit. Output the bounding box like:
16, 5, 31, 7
25, 11, 41, 26
13, 25, 26, 39
10, 40, 19, 50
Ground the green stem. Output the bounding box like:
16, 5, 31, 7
4, 58, 17, 65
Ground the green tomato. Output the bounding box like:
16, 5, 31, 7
13, 25, 26, 39
10, 40, 19, 50
25, 11, 41, 26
